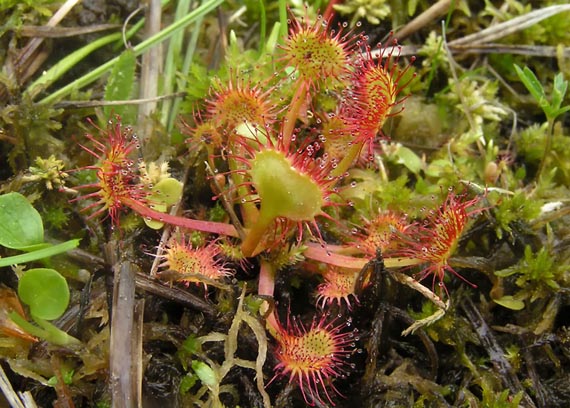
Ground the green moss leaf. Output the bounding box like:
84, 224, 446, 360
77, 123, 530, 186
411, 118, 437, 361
491, 191, 541, 238
191, 360, 217, 388
179, 374, 198, 394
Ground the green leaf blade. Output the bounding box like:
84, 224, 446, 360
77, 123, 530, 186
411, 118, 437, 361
0, 239, 81, 267
104, 49, 137, 123
493, 295, 525, 311
514, 64, 546, 103
0, 192, 44, 250
551, 72, 568, 112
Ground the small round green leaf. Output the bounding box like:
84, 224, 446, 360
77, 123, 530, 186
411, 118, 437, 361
18, 268, 70, 320
0, 192, 44, 250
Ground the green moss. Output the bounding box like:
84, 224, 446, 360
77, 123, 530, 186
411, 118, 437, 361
42, 204, 69, 230
496, 245, 567, 303
2, 97, 64, 171
333, 0, 390, 26
490, 191, 541, 239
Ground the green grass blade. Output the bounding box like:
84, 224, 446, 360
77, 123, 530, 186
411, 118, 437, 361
38, 0, 224, 105
0, 239, 80, 267
104, 49, 137, 122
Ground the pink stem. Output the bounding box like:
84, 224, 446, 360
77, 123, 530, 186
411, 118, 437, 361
240, 210, 274, 257
282, 81, 308, 151
323, 243, 362, 256
330, 142, 363, 178
259, 260, 280, 337
258, 259, 275, 298
323, 0, 341, 21
304, 243, 423, 269
226, 147, 259, 227
122, 197, 240, 238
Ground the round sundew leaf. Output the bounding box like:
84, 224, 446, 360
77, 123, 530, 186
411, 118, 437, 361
144, 178, 183, 229
0, 192, 44, 250
249, 150, 324, 221
18, 268, 70, 320
144, 202, 167, 230
150, 178, 183, 206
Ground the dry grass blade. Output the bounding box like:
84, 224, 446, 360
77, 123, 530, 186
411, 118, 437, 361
134, 273, 216, 316
381, 4, 570, 59
0, 367, 39, 407
12, 0, 81, 85
53, 92, 187, 109
448, 44, 570, 58
18, 392, 38, 408
18, 24, 121, 38
109, 261, 141, 407
376, 44, 570, 59
393, 0, 451, 41
66, 244, 216, 315
0, 363, 25, 408
138, 0, 162, 144
449, 4, 570, 46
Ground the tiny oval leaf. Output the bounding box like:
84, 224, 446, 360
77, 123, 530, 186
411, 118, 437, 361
18, 268, 70, 320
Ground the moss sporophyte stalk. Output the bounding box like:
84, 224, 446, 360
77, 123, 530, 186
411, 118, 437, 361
67, 11, 490, 406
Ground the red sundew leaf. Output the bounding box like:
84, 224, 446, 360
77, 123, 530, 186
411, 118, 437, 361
270, 313, 359, 406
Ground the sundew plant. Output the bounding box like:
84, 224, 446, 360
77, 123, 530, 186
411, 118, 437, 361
0, 1, 569, 407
